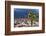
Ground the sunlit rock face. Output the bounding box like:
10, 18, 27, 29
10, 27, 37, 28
14, 18, 31, 27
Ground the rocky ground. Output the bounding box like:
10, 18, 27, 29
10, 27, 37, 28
14, 18, 39, 27
14, 22, 39, 27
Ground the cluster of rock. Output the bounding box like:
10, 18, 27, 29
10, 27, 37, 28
14, 18, 31, 27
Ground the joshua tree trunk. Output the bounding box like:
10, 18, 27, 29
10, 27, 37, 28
31, 19, 33, 27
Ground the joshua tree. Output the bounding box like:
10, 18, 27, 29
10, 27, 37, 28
28, 11, 36, 26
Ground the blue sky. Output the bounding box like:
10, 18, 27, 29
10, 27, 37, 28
14, 8, 39, 18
